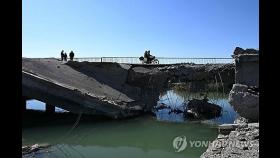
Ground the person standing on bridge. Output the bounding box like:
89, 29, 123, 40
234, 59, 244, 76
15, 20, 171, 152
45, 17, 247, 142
60, 50, 64, 61
69, 51, 74, 61
64, 52, 68, 61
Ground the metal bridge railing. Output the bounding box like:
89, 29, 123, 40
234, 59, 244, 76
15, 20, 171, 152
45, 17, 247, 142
74, 57, 233, 64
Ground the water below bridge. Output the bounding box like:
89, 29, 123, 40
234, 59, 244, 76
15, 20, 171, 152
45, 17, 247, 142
23, 87, 238, 158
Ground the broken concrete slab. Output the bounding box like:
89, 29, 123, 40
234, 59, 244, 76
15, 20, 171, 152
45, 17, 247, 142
233, 47, 259, 87
201, 118, 259, 158
219, 124, 239, 135
229, 84, 259, 122
22, 58, 158, 118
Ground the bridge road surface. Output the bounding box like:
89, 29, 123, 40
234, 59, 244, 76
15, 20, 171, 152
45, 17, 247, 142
22, 58, 149, 118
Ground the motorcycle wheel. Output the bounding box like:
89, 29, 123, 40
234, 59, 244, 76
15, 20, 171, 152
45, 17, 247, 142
152, 59, 159, 64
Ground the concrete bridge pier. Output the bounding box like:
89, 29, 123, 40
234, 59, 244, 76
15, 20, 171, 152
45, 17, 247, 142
46, 104, 55, 114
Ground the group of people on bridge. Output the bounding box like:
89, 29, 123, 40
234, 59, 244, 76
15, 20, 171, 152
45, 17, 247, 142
59, 49, 157, 64
61, 50, 75, 61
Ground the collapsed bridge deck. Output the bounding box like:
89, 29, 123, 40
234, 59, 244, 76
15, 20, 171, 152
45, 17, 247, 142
22, 58, 234, 118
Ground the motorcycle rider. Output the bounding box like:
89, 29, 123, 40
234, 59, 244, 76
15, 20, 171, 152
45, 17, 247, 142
144, 50, 153, 64
141, 50, 158, 64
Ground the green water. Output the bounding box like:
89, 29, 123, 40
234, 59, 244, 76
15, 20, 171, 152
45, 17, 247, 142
22, 115, 218, 158
23, 88, 238, 158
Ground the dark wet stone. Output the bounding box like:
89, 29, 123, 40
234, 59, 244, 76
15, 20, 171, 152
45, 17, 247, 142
186, 98, 222, 120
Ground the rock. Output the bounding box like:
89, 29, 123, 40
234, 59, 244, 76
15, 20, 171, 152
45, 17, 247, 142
185, 98, 222, 120
229, 84, 259, 122
219, 124, 238, 135
22, 146, 31, 152
234, 48, 259, 87
217, 134, 229, 139
201, 118, 259, 158
160, 63, 234, 89
233, 47, 259, 56
234, 116, 249, 124
22, 143, 51, 155
231, 84, 248, 92
245, 48, 259, 55
248, 123, 259, 129
185, 109, 198, 118
233, 47, 245, 56
30, 144, 40, 152
127, 66, 166, 87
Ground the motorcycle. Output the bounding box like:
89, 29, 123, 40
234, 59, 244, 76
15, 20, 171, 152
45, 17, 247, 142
139, 55, 159, 64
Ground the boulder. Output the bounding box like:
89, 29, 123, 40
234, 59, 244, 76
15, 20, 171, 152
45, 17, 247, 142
219, 124, 239, 135
185, 98, 222, 120
229, 84, 259, 122
22, 143, 51, 155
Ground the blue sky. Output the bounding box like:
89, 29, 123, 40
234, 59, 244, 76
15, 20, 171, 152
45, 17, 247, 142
22, 0, 259, 58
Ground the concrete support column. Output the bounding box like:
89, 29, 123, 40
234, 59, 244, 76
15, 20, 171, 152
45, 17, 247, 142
22, 97, 27, 113
46, 104, 55, 114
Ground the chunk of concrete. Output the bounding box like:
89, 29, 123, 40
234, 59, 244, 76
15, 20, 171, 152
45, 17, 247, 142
219, 124, 238, 135
229, 84, 259, 122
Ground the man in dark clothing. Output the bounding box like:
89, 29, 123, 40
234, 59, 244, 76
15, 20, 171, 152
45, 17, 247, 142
144, 50, 151, 63
147, 50, 151, 63
144, 50, 153, 64
64, 53, 68, 61
69, 51, 74, 61
144, 50, 148, 59
61, 50, 64, 61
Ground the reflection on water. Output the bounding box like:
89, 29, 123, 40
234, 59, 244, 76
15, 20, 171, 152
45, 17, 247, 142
155, 89, 238, 124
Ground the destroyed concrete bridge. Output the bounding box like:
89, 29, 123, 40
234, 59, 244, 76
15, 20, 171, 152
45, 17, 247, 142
22, 58, 234, 119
